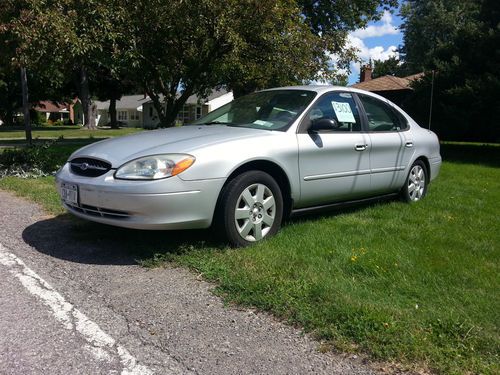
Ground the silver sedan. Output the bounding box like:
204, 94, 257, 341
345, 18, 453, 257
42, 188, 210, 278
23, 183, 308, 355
56, 86, 441, 246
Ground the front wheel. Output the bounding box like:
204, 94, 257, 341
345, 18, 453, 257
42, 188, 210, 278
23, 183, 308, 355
401, 160, 428, 202
217, 171, 283, 247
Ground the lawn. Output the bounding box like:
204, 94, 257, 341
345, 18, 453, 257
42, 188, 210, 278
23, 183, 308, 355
0, 125, 142, 140
0, 143, 498, 374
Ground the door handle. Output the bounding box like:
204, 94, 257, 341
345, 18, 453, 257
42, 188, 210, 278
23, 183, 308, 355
355, 144, 367, 151
405, 141, 414, 148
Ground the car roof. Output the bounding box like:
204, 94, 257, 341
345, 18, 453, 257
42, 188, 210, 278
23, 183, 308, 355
261, 85, 377, 97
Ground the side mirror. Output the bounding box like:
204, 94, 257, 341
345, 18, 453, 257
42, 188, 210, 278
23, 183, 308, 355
309, 118, 339, 132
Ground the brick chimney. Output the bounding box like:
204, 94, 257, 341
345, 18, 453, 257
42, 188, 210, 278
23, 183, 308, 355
360, 64, 373, 82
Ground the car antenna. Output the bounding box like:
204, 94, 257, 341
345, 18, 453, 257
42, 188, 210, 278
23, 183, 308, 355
428, 70, 435, 130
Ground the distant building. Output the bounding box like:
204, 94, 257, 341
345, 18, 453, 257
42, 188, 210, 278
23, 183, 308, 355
351, 65, 423, 107
95, 90, 233, 128
95, 95, 149, 127
33, 99, 83, 124
142, 89, 234, 128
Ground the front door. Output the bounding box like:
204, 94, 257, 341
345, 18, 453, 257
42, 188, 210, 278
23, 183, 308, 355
297, 91, 371, 207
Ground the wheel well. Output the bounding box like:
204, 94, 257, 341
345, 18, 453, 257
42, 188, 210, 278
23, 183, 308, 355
415, 156, 431, 179
222, 160, 293, 217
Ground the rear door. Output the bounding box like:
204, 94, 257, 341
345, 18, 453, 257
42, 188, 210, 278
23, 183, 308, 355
356, 93, 413, 193
296, 91, 371, 207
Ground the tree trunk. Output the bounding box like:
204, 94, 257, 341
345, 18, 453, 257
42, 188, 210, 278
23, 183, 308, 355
146, 90, 169, 128
79, 66, 97, 129
109, 97, 118, 128
232, 83, 256, 99
20, 67, 32, 146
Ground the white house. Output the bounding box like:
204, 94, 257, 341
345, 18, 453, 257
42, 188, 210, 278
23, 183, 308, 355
95, 95, 150, 127
142, 89, 234, 128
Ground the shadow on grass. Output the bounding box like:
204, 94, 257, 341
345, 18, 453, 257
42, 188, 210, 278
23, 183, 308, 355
22, 213, 225, 266
440, 143, 500, 168
22, 196, 399, 266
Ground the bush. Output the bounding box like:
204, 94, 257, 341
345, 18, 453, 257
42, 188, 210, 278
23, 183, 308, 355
0, 138, 64, 178
29, 110, 47, 126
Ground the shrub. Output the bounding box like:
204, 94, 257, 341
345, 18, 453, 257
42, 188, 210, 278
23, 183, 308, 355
29, 110, 47, 126
0, 138, 64, 178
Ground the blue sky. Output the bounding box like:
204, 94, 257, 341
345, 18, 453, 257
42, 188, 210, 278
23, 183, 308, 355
346, 10, 404, 84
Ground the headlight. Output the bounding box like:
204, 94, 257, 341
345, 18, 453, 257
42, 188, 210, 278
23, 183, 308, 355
114, 154, 195, 180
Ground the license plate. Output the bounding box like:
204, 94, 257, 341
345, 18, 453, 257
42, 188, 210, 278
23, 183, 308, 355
61, 183, 78, 205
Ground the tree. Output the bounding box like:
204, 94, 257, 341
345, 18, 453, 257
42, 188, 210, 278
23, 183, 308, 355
0, 1, 63, 136
6, 0, 129, 129
399, 0, 500, 141
372, 56, 407, 78
217, 1, 332, 98
92, 69, 139, 129
4, 0, 401, 130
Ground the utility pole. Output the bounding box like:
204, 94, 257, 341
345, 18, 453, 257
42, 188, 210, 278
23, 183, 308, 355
428, 70, 435, 130
20, 66, 32, 146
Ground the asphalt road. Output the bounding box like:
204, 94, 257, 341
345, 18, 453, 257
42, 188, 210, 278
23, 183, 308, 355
0, 189, 381, 375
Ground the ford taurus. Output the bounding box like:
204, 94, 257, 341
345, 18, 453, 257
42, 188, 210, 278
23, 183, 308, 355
56, 86, 441, 246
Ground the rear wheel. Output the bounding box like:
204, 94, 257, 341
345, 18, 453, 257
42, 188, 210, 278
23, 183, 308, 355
217, 171, 283, 247
401, 160, 428, 202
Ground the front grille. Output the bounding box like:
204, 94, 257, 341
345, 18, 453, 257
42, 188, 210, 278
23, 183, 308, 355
65, 202, 130, 219
70, 157, 111, 177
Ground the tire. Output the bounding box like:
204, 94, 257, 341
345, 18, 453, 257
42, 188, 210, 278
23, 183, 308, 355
401, 160, 428, 202
216, 171, 283, 247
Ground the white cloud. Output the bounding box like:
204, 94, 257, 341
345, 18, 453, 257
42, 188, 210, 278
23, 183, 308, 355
347, 34, 399, 69
315, 10, 401, 84
350, 10, 399, 39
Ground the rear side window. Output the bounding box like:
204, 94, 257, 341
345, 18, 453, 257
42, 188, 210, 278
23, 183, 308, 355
358, 94, 407, 131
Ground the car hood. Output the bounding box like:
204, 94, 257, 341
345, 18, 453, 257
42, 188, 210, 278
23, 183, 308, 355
70, 125, 272, 167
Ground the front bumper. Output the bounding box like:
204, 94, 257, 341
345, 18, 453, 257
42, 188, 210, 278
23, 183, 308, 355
55, 163, 226, 230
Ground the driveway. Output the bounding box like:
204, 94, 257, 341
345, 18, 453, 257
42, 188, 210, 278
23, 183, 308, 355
0, 189, 379, 374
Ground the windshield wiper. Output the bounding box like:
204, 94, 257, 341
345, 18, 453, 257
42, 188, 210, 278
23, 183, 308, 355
202, 121, 236, 125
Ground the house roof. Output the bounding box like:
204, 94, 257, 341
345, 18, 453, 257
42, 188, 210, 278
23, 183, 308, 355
351, 73, 424, 92
184, 88, 229, 105
143, 88, 231, 106
33, 101, 71, 113
95, 95, 150, 111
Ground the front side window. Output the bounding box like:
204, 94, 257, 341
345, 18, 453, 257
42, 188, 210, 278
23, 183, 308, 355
358, 94, 406, 131
303, 92, 362, 132
191, 90, 317, 131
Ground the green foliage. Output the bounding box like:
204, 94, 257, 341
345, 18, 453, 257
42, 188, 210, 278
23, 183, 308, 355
29, 109, 46, 126
399, 0, 500, 142
0, 138, 65, 176
372, 56, 407, 78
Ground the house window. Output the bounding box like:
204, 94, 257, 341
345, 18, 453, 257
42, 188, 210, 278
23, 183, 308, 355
130, 111, 140, 121
196, 106, 202, 119
149, 107, 153, 117
177, 105, 191, 124
118, 111, 128, 121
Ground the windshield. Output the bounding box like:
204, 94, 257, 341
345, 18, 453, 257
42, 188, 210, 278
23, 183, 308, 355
190, 89, 317, 131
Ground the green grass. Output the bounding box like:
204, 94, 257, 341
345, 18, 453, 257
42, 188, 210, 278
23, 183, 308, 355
0, 176, 63, 214
0, 143, 498, 374
0, 126, 142, 140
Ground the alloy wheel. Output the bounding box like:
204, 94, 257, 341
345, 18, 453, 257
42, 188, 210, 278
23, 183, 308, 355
234, 183, 276, 242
